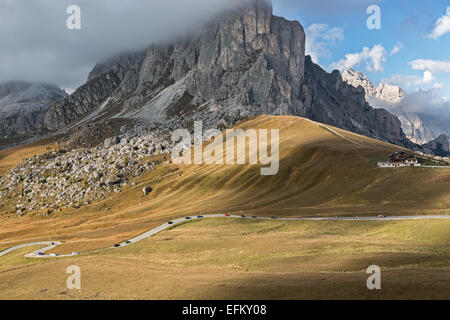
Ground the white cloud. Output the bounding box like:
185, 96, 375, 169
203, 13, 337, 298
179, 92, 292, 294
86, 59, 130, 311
427, 7, 450, 39
330, 44, 386, 72
409, 59, 450, 73
375, 87, 450, 122
422, 70, 435, 84
305, 23, 344, 64
383, 74, 426, 88
383, 71, 438, 88
433, 82, 446, 90
0, 0, 234, 88
398, 89, 450, 118
390, 42, 404, 55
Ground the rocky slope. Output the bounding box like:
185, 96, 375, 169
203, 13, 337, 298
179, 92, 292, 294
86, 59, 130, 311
342, 68, 449, 146
0, 126, 172, 215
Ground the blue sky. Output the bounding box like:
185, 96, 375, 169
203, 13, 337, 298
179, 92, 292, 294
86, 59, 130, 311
273, 0, 450, 99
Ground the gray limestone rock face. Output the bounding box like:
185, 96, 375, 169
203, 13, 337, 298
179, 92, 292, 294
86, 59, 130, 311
342, 68, 450, 146
0, 82, 67, 139
0, 0, 418, 152
422, 134, 450, 156
302, 56, 414, 148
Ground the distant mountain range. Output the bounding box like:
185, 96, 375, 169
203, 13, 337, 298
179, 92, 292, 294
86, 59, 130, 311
0, 82, 67, 148
0, 0, 422, 152
342, 68, 450, 147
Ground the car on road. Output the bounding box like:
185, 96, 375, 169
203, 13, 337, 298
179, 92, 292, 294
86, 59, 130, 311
72, 252, 79, 256
38, 252, 44, 256
378, 215, 386, 219
271, 216, 277, 219
168, 221, 174, 225
225, 214, 230, 217
197, 216, 204, 218
241, 215, 246, 218
185, 217, 192, 220
124, 241, 131, 244
114, 244, 121, 247
252, 216, 257, 219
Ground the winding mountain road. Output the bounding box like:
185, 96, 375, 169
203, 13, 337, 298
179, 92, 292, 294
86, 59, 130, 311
1, 214, 449, 259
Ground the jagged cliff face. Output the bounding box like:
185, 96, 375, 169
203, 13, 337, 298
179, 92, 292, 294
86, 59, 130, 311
422, 134, 450, 157
40, 0, 306, 133
0, 82, 67, 139
1, 0, 415, 150
42, 52, 146, 132
342, 68, 449, 145
303, 58, 412, 147
397, 112, 449, 145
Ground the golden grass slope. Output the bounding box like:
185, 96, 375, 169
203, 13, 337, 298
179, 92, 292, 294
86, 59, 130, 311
0, 218, 449, 300
0, 115, 449, 254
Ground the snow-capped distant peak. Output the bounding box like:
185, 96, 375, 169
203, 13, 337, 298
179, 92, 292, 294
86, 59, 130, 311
342, 68, 377, 99
341, 69, 449, 146
341, 69, 405, 104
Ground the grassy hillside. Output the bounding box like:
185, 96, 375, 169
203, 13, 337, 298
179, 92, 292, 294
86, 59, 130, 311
0, 218, 449, 300
0, 115, 449, 254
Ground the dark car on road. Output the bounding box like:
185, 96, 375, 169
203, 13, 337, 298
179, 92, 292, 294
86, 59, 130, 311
185, 217, 192, 220
271, 216, 277, 219
241, 215, 246, 218
197, 216, 204, 218
114, 244, 121, 247
252, 216, 257, 219
168, 221, 174, 225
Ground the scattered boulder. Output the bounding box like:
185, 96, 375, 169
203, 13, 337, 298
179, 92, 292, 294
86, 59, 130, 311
0, 126, 172, 215
107, 178, 122, 186
104, 136, 121, 148
142, 186, 152, 195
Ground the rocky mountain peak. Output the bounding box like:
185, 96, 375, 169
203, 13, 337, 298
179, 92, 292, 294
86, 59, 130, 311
0, 81, 67, 148
375, 82, 406, 104
422, 134, 450, 156
39, 0, 305, 137
0, 0, 416, 152
0, 81, 66, 113
341, 68, 449, 147
342, 68, 405, 104
341, 69, 376, 98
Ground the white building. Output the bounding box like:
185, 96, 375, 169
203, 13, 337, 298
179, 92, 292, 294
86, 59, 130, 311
377, 159, 422, 168
378, 162, 402, 168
